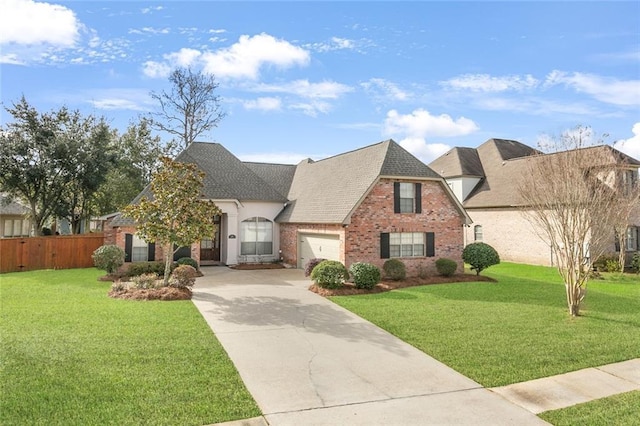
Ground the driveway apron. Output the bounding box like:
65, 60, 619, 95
192, 267, 548, 425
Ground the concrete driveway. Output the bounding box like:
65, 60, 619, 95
192, 267, 548, 425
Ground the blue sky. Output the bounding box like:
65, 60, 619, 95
1, 0, 639, 164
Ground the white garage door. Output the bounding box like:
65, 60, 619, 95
299, 234, 341, 268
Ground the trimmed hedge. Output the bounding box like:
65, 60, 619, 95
383, 258, 406, 281
435, 258, 457, 277
177, 257, 199, 270
349, 262, 381, 289
92, 245, 125, 274
311, 260, 349, 289
462, 243, 500, 276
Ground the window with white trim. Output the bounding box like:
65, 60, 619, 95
389, 232, 425, 257
399, 183, 415, 213
241, 217, 273, 255
626, 226, 638, 251
132, 234, 149, 262
3, 219, 30, 237
474, 225, 483, 242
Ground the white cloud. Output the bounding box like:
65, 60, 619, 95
383, 109, 478, 163
201, 33, 310, 79
615, 122, 640, 160
84, 89, 153, 111
141, 6, 163, 14
307, 36, 355, 52
290, 100, 332, 117
242, 97, 282, 112
166, 48, 202, 67
442, 74, 539, 92
89, 98, 147, 111
128, 27, 170, 35
399, 138, 452, 164
545, 70, 640, 106
0, 53, 24, 65
0, 0, 81, 47
384, 109, 479, 139
142, 60, 171, 78
361, 78, 410, 101
253, 79, 352, 99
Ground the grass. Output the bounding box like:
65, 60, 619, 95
0, 268, 260, 426
330, 262, 640, 387
539, 391, 640, 426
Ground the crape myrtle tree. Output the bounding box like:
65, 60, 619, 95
122, 157, 221, 285
518, 126, 623, 317
147, 67, 226, 149
0, 97, 114, 235
610, 164, 640, 270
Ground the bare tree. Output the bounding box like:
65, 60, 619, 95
518, 126, 623, 316
148, 67, 226, 149
611, 164, 640, 269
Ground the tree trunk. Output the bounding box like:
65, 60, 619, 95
163, 244, 172, 286
565, 283, 581, 317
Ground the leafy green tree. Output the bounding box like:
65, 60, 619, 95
462, 242, 500, 276
92, 118, 175, 216
1, 97, 114, 235
122, 157, 221, 285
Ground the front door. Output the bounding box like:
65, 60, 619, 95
200, 215, 221, 261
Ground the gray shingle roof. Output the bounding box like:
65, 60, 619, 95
429, 147, 484, 177
243, 162, 296, 199
276, 139, 444, 224
0, 196, 29, 216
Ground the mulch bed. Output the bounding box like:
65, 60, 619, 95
310, 273, 496, 297
108, 287, 192, 301
230, 263, 286, 270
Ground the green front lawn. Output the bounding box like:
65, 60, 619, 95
331, 262, 640, 387
539, 390, 640, 426
0, 269, 260, 426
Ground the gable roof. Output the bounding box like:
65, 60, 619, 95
0, 195, 30, 216
429, 147, 484, 178
276, 139, 452, 224
430, 138, 640, 208
243, 162, 296, 199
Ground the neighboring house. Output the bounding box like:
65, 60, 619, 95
0, 195, 32, 238
429, 138, 640, 266
107, 140, 471, 275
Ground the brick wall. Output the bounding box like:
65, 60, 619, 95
345, 179, 465, 276
279, 223, 345, 267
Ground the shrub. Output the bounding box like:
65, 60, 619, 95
349, 262, 381, 289
435, 258, 458, 277
311, 260, 349, 289
131, 273, 160, 289
92, 245, 125, 274
593, 253, 622, 273
462, 243, 500, 276
631, 252, 640, 274
177, 257, 199, 270
169, 265, 198, 288
304, 258, 326, 277
110, 280, 127, 292
383, 258, 406, 281
127, 261, 171, 278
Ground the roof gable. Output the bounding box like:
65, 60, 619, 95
429, 147, 484, 178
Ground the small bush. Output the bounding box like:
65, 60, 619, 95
304, 258, 326, 277
92, 245, 125, 274
311, 260, 349, 289
127, 261, 171, 278
111, 280, 127, 292
177, 257, 199, 270
383, 258, 406, 281
435, 258, 457, 277
631, 252, 640, 274
462, 243, 500, 276
131, 273, 160, 289
594, 253, 622, 273
169, 265, 198, 289
349, 262, 381, 289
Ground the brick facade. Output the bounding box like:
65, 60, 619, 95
279, 178, 465, 277
105, 224, 199, 264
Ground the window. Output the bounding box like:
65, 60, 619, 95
622, 170, 638, 195
381, 232, 435, 258
132, 234, 149, 262
241, 217, 273, 255
626, 226, 638, 251
2, 219, 30, 237
394, 182, 422, 214
474, 225, 483, 242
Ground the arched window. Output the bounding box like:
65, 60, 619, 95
474, 225, 483, 242
241, 217, 273, 255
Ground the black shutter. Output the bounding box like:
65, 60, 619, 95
380, 233, 390, 259
415, 183, 422, 214
426, 232, 435, 257
124, 234, 133, 262
393, 182, 400, 213
615, 239, 620, 252
148, 242, 155, 261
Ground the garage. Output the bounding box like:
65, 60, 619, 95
298, 234, 341, 268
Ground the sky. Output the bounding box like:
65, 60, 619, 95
1, 0, 639, 164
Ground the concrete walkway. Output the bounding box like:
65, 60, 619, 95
192, 267, 549, 425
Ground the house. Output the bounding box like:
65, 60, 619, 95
1, 195, 32, 238
429, 138, 640, 266
106, 140, 471, 275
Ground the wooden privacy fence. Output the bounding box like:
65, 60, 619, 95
0, 234, 105, 273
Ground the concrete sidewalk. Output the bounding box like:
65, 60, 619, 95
192, 267, 548, 425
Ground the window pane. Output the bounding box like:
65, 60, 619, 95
389, 233, 401, 244
257, 241, 273, 255
401, 245, 413, 257
241, 242, 256, 255
201, 238, 213, 249
13, 220, 21, 236
390, 245, 401, 258
399, 183, 414, 198
22, 220, 30, 236
399, 198, 414, 213
3, 220, 12, 237
413, 244, 425, 256
242, 221, 257, 243
132, 247, 148, 262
